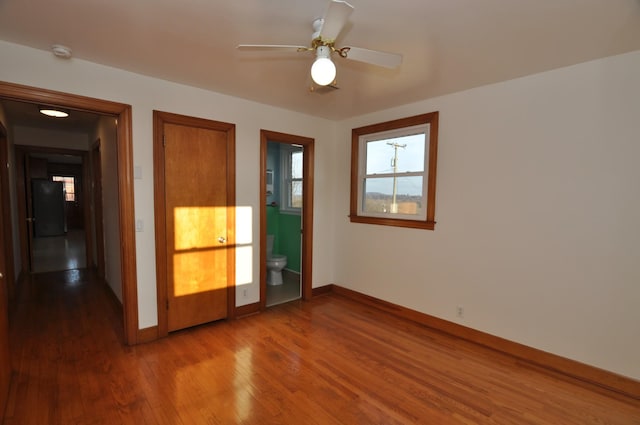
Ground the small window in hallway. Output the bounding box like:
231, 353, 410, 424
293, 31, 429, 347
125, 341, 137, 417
52, 176, 76, 202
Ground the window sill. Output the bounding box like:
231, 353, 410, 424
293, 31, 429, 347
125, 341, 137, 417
349, 215, 435, 230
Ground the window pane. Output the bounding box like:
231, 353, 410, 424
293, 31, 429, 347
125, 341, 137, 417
291, 151, 303, 179
366, 134, 425, 175
363, 176, 423, 215
52, 176, 75, 202
290, 180, 303, 208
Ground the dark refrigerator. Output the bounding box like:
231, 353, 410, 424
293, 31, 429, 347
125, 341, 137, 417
32, 179, 66, 237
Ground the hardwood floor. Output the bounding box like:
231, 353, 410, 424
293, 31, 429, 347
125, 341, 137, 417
31, 229, 86, 274
4, 269, 640, 424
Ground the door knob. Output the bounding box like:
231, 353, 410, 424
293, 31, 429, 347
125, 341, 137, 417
218, 236, 226, 244
0, 272, 3, 279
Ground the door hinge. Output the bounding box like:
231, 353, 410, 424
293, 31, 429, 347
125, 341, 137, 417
166, 299, 169, 310
163, 134, 166, 147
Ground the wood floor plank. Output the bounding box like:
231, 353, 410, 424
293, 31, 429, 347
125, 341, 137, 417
3, 269, 640, 424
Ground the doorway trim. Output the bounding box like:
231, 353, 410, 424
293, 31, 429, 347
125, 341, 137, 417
153, 110, 237, 338
260, 130, 314, 308
0, 81, 138, 345
0, 123, 15, 302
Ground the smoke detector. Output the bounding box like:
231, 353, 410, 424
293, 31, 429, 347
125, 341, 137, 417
51, 44, 72, 59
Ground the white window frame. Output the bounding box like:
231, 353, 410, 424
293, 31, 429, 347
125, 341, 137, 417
279, 145, 303, 214
52, 175, 76, 202
357, 124, 429, 221
350, 112, 439, 230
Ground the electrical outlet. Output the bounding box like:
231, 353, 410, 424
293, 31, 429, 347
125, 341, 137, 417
243, 289, 248, 298
456, 305, 464, 318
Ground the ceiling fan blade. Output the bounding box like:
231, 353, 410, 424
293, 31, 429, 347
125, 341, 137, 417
341, 46, 402, 69
318, 0, 354, 42
237, 44, 309, 52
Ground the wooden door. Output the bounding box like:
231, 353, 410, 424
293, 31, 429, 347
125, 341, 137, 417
161, 119, 235, 332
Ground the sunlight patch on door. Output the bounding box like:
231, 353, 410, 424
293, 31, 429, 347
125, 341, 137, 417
174, 206, 224, 250
173, 250, 226, 296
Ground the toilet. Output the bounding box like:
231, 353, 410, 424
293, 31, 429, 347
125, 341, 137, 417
266, 234, 287, 286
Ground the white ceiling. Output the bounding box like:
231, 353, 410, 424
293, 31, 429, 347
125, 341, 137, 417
1, 0, 640, 121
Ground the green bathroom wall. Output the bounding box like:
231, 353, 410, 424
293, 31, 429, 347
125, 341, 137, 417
266, 205, 279, 239
278, 213, 301, 273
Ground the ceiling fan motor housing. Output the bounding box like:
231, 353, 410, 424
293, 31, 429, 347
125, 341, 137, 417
312, 18, 324, 40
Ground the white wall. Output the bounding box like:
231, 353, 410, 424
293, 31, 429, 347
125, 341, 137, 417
0, 40, 336, 330
92, 116, 122, 301
334, 50, 640, 380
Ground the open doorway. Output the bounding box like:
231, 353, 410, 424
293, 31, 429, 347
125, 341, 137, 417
265, 141, 302, 306
260, 130, 314, 309
0, 81, 138, 345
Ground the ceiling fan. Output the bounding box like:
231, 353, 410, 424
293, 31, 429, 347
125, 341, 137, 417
237, 0, 402, 87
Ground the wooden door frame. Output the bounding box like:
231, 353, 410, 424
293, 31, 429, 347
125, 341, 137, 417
153, 110, 236, 338
0, 123, 15, 302
260, 130, 314, 309
0, 81, 138, 345
91, 139, 106, 280
0, 123, 12, 421
0, 176, 8, 425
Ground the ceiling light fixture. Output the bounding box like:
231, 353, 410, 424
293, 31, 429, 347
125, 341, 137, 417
310, 45, 336, 86
39, 106, 69, 118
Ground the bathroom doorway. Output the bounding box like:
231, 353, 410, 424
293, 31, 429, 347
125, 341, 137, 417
260, 130, 314, 309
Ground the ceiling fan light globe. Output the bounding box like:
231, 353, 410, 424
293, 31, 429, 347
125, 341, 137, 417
311, 57, 336, 86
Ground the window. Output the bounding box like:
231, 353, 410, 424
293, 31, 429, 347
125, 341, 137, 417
52, 175, 76, 202
350, 112, 439, 230
280, 146, 303, 213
